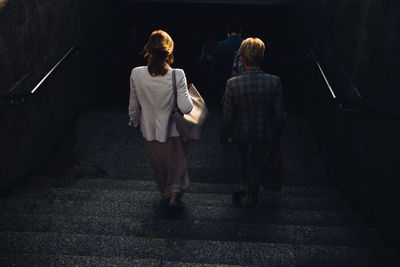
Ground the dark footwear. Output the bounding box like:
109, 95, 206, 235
246, 197, 258, 208
169, 199, 185, 210
160, 197, 170, 207
232, 190, 246, 201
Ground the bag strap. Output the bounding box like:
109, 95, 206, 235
172, 69, 178, 114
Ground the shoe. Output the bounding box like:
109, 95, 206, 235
246, 197, 258, 208
169, 199, 185, 210
232, 189, 246, 202
160, 197, 170, 207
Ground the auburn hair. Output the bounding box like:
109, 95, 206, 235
143, 30, 174, 76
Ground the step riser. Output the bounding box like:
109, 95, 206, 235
1, 199, 365, 227
8, 189, 350, 211
0, 232, 372, 266
0, 254, 161, 267
0, 214, 371, 247
66, 167, 242, 184
26, 177, 340, 198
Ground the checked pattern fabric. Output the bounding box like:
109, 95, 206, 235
221, 69, 286, 144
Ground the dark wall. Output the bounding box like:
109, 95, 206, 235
293, 0, 400, 114
292, 0, 400, 249
105, 2, 293, 107
0, 0, 110, 187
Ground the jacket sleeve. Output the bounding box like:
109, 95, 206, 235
273, 78, 287, 123
128, 71, 141, 126
272, 78, 287, 143
176, 69, 193, 114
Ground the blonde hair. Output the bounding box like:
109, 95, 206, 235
143, 30, 174, 76
239, 37, 265, 67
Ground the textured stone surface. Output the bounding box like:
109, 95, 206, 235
0, 232, 371, 265
164, 239, 371, 266
8, 187, 349, 211
293, 0, 399, 113
0, 0, 109, 96
0, 110, 386, 265
0, 0, 110, 188
0, 198, 365, 227
0, 213, 373, 247
165, 239, 294, 266
0, 254, 161, 267
25, 177, 341, 197
162, 262, 240, 267
0, 231, 167, 259
292, 0, 400, 250
55, 110, 330, 186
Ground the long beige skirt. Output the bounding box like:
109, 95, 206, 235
144, 137, 189, 200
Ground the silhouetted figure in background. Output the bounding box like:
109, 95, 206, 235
211, 19, 243, 106
220, 38, 286, 208
196, 34, 217, 103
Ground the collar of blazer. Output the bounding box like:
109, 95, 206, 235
243, 68, 263, 75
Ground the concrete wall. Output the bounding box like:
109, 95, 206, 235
293, 0, 400, 114
0, 0, 109, 187
0, 0, 109, 96
292, 0, 400, 249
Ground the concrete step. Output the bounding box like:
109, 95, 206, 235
0, 253, 244, 267
0, 232, 372, 266
65, 164, 331, 185
162, 262, 240, 267
165, 239, 372, 266
8, 187, 351, 211
0, 213, 374, 247
0, 231, 166, 261
65, 165, 242, 184
25, 176, 341, 198
0, 199, 365, 227
0, 253, 160, 266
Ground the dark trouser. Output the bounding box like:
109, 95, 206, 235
238, 142, 270, 197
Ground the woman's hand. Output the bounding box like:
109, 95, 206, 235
128, 120, 140, 129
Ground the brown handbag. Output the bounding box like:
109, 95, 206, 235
263, 147, 284, 191
171, 69, 209, 142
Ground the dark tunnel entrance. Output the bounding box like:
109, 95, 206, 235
1, 0, 400, 262
102, 1, 295, 109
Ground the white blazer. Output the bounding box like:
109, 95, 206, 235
129, 66, 193, 142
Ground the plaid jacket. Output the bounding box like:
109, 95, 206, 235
220, 69, 286, 144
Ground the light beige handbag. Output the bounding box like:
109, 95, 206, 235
172, 69, 208, 142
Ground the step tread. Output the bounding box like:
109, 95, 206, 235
26, 176, 340, 198
0, 198, 365, 227
0, 231, 372, 266
0, 213, 373, 247
165, 238, 372, 266
0, 253, 160, 266
8, 187, 350, 211
0, 231, 166, 260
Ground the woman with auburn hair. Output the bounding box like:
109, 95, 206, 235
128, 30, 193, 209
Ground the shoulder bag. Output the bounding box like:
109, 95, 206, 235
263, 146, 284, 191
171, 69, 208, 142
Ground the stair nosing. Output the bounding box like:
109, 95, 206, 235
0, 230, 373, 250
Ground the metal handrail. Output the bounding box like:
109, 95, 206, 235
310, 51, 336, 99
31, 47, 75, 94
309, 50, 400, 120
0, 47, 75, 103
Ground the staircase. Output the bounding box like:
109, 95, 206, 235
0, 110, 383, 266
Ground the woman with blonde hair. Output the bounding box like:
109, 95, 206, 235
128, 30, 193, 209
